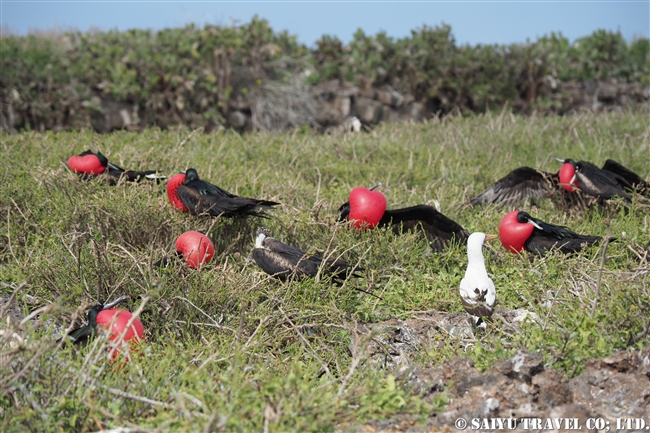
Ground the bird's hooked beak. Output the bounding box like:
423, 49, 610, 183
103, 295, 128, 310
525, 219, 543, 230
569, 173, 577, 186
555, 158, 566, 163
179, 170, 186, 174
369, 182, 383, 191
484, 234, 498, 242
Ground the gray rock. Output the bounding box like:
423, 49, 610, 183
227, 110, 248, 129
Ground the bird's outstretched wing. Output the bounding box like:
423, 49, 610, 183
601, 159, 649, 196
470, 167, 557, 207
382, 205, 469, 251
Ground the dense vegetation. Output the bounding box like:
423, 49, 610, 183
1, 112, 649, 431
1, 16, 649, 131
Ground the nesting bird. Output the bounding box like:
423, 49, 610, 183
338, 201, 468, 251
469, 158, 647, 208
459, 233, 497, 330
557, 158, 648, 201
60, 296, 128, 346
166, 168, 280, 218
67, 150, 166, 184
252, 228, 361, 282
499, 211, 604, 255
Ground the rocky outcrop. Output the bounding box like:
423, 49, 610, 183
339, 308, 650, 432
342, 335, 650, 432
560, 80, 650, 115
227, 79, 649, 132
2, 77, 645, 133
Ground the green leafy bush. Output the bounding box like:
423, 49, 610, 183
1, 19, 647, 132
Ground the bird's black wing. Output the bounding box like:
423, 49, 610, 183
178, 185, 278, 217
253, 238, 319, 278
602, 159, 649, 196
337, 202, 351, 222
575, 161, 632, 201
184, 177, 237, 198
525, 229, 602, 255
523, 214, 603, 255
470, 167, 557, 207
60, 304, 103, 346
381, 205, 469, 251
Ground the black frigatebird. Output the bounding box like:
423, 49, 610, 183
67, 150, 166, 185
59, 295, 128, 346
470, 158, 647, 207
499, 211, 605, 255
337, 192, 468, 251
252, 227, 362, 282
166, 168, 280, 218
558, 158, 648, 201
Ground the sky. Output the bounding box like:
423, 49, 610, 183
1, 1, 648, 47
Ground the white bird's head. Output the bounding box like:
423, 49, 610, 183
467, 232, 497, 251
255, 227, 270, 248
465, 232, 497, 272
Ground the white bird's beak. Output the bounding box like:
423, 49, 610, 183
570, 174, 577, 186
484, 234, 498, 241
369, 182, 383, 191
528, 220, 543, 230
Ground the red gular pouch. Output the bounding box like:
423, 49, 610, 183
499, 211, 533, 254
67, 152, 107, 175
95, 308, 145, 362
558, 162, 579, 192
175, 231, 215, 269
166, 173, 190, 212
348, 187, 387, 229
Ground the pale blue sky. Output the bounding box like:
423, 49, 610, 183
1, 1, 648, 47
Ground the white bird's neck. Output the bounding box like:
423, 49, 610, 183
466, 247, 487, 277
255, 233, 267, 249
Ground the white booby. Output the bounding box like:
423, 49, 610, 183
459, 232, 497, 330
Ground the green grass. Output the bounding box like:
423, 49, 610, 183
1, 111, 649, 431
